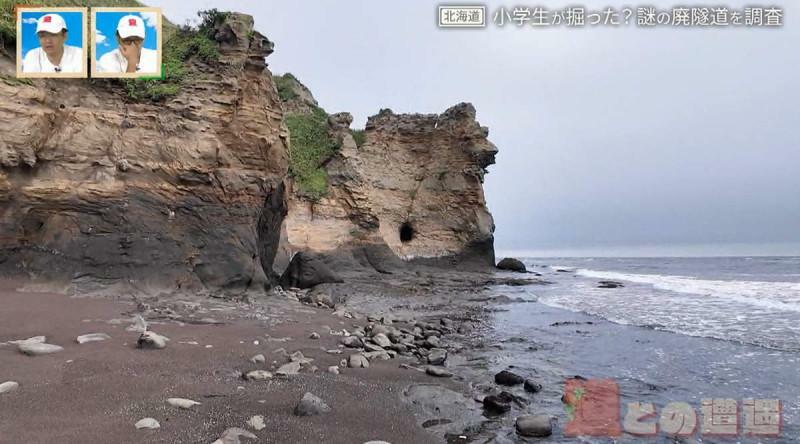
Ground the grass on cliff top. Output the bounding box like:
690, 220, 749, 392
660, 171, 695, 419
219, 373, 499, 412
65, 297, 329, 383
274, 73, 299, 102
286, 106, 341, 201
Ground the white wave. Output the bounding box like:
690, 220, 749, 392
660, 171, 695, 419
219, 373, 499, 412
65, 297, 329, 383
575, 269, 800, 312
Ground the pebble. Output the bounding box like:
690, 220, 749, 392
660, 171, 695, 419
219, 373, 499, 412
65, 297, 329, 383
309, 332, 320, 339
76, 333, 111, 344
515, 415, 553, 437
250, 354, 266, 364
341, 336, 364, 348
372, 333, 392, 348
348, 353, 370, 368
328, 366, 340, 375
425, 367, 453, 378
134, 417, 160, 430
276, 361, 302, 376
167, 398, 201, 409
137, 331, 169, 350
213, 427, 257, 443
0, 381, 19, 394
243, 370, 273, 381
427, 348, 448, 366
294, 392, 331, 416
247, 415, 266, 431
9, 336, 45, 345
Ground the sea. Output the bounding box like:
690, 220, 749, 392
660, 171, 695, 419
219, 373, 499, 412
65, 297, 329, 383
482, 256, 800, 443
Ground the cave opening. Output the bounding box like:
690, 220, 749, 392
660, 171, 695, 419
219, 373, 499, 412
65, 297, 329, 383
399, 222, 414, 243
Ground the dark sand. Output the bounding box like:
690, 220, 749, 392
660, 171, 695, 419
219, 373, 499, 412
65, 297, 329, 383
0, 280, 453, 444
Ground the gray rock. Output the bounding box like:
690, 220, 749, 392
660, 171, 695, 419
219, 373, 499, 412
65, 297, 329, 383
524, 378, 542, 393
137, 331, 169, 350
243, 370, 273, 381
215, 427, 258, 443
483, 391, 514, 414
370, 325, 392, 337
294, 392, 331, 416
0, 381, 19, 394
423, 336, 441, 349
427, 348, 448, 366
279, 252, 343, 289
18, 342, 64, 356
363, 342, 385, 353
276, 361, 302, 376
250, 354, 266, 364
341, 336, 364, 348
425, 366, 452, 378
363, 351, 391, 361
76, 333, 111, 344
309, 332, 320, 339
348, 353, 370, 368
372, 333, 392, 348
495, 370, 524, 386
327, 366, 340, 375
134, 417, 160, 429
515, 415, 553, 437
497, 257, 527, 273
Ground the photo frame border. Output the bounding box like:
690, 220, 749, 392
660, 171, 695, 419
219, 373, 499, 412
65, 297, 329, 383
16, 7, 89, 79
90, 7, 163, 79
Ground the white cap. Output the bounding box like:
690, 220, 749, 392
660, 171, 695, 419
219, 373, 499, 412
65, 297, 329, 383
117, 15, 145, 39
36, 14, 67, 34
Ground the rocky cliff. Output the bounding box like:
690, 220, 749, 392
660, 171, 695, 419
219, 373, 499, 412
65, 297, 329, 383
0, 11, 497, 293
278, 80, 497, 272
0, 13, 288, 292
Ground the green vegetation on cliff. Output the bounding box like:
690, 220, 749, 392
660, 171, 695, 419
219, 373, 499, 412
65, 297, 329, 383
274, 73, 299, 102
285, 106, 340, 200
350, 129, 366, 148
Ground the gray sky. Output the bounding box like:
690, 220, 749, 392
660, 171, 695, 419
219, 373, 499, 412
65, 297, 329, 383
149, 1, 799, 256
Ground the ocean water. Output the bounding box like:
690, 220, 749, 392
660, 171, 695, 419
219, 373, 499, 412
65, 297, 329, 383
482, 257, 800, 443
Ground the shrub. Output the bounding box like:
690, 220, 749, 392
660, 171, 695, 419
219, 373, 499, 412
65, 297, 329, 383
285, 106, 341, 200
350, 129, 366, 147
275, 73, 299, 102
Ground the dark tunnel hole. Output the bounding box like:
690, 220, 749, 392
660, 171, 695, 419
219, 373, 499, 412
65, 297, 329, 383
399, 222, 414, 243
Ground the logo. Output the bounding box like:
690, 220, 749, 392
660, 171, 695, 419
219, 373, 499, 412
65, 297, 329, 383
563, 378, 622, 436
438, 5, 486, 28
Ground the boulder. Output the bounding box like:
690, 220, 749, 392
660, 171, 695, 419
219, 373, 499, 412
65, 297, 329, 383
279, 252, 343, 289
18, 342, 63, 356
137, 331, 169, 350
425, 367, 452, 378
494, 370, 524, 386
348, 354, 370, 368
427, 348, 448, 366
483, 391, 514, 414
496, 257, 526, 272
524, 378, 542, 393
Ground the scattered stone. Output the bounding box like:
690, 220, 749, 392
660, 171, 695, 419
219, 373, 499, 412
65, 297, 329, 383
134, 418, 160, 430
370, 325, 392, 337
309, 332, 320, 339
427, 348, 448, 366
294, 392, 331, 416
341, 336, 364, 348
276, 361, 302, 376
497, 257, 527, 272
213, 427, 257, 444
0, 381, 19, 394
425, 366, 452, 378
363, 351, 391, 361
137, 331, 169, 350
423, 336, 441, 349
76, 333, 111, 344
495, 370, 524, 386
250, 354, 266, 364
18, 342, 64, 356
483, 391, 514, 414
167, 398, 201, 409
524, 378, 543, 393
243, 370, 273, 381
326, 349, 343, 354
8, 336, 46, 345
290, 351, 314, 365
372, 333, 392, 348
598, 280, 624, 288
327, 366, 340, 375
515, 415, 553, 437
247, 415, 266, 431
363, 342, 385, 353
348, 353, 370, 368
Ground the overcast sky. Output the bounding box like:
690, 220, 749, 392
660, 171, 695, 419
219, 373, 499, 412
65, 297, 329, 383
149, 1, 799, 256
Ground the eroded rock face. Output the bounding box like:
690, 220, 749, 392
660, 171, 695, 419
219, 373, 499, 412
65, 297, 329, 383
282, 93, 497, 269
0, 13, 289, 292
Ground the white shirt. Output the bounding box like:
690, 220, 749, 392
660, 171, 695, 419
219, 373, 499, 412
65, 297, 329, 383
97, 48, 159, 74
22, 45, 83, 73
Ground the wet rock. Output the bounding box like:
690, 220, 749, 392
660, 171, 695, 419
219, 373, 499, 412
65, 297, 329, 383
76, 333, 111, 344
279, 252, 343, 289
247, 415, 266, 431
483, 391, 514, 414
598, 280, 624, 288
372, 333, 392, 348
167, 398, 201, 409
137, 331, 169, 349
348, 353, 370, 368
18, 342, 63, 356
243, 370, 273, 381
495, 370, 524, 386
250, 354, 266, 364
134, 418, 160, 430
427, 348, 448, 366
0, 381, 19, 394
294, 392, 331, 416
497, 257, 527, 272
524, 378, 542, 393
515, 415, 552, 437
341, 336, 364, 348
425, 366, 453, 378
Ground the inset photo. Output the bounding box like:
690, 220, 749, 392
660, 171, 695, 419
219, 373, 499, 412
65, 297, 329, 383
17, 8, 88, 78
92, 8, 162, 78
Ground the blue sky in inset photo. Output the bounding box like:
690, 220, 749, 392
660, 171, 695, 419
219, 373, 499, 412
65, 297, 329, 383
94, 11, 159, 59
20, 11, 84, 57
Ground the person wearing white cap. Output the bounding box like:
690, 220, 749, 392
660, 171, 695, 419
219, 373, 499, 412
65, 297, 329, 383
97, 15, 158, 74
22, 13, 84, 73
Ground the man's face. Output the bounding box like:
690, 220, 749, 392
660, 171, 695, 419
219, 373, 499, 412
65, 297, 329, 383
119, 36, 144, 55
37, 31, 66, 55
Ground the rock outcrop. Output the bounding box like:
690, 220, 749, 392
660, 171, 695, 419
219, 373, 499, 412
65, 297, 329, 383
0, 13, 288, 292
279, 80, 498, 271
